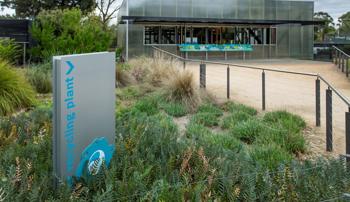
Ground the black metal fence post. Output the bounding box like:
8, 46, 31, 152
316, 78, 321, 127
326, 88, 333, 152
339, 53, 342, 69
346, 109, 350, 161
345, 58, 350, 77
227, 66, 230, 99
183, 60, 186, 69
335, 50, 337, 65
347, 58, 349, 78
342, 55, 345, 73
200, 63, 206, 88
262, 70, 266, 111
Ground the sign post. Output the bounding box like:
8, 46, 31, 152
53, 52, 116, 185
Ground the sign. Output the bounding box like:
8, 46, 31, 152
53, 52, 116, 185
179, 44, 253, 52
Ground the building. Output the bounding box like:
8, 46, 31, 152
118, 0, 321, 60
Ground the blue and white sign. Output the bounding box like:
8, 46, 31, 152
53, 52, 116, 185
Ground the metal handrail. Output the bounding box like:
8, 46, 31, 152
152, 46, 317, 77
333, 45, 350, 58
152, 46, 350, 107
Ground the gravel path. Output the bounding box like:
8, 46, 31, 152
185, 59, 350, 156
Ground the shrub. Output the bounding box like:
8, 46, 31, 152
190, 112, 220, 127
250, 143, 293, 169
0, 60, 36, 116
0, 39, 20, 63
160, 101, 188, 117
25, 62, 52, 94
165, 70, 201, 111
221, 111, 253, 130
30, 8, 113, 61
263, 111, 306, 134
223, 102, 257, 116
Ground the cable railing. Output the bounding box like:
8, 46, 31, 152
152, 45, 350, 156
332, 45, 350, 77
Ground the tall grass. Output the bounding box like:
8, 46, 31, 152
0, 39, 20, 63
164, 70, 201, 111
0, 60, 36, 116
25, 62, 52, 94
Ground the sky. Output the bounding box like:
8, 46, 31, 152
1, 0, 350, 24
314, 0, 350, 24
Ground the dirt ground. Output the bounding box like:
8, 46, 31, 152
185, 59, 350, 157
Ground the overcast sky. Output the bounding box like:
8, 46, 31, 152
1, 0, 350, 23
314, 0, 350, 23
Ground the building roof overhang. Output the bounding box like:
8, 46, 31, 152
121, 16, 324, 26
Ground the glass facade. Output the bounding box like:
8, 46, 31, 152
118, 0, 315, 60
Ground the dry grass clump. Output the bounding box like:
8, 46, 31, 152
116, 66, 134, 88
127, 56, 152, 83
146, 55, 179, 87
164, 70, 201, 111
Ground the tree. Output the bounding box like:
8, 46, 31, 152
96, 0, 122, 25
314, 12, 336, 42
30, 8, 114, 61
0, 0, 96, 18
339, 12, 350, 36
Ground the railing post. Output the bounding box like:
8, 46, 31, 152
227, 66, 230, 99
262, 70, 266, 111
326, 88, 333, 152
200, 63, 206, 88
335, 50, 338, 65
346, 108, 350, 161
316, 78, 321, 127
342, 54, 345, 73
183, 60, 186, 69
339, 53, 342, 69
345, 58, 350, 77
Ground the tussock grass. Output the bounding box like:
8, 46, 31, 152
0, 60, 36, 116
197, 103, 223, 117
250, 143, 293, 169
164, 70, 201, 111
186, 122, 213, 139
223, 101, 257, 116
263, 110, 306, 134
230, 118, 264, 144
25, 62, 52, 94
160, 101, 187, 117
221, 111, 253, 130
116, 65, 134, 87
190, 112, 220, 127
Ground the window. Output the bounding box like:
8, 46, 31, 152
144, 26, 159, 44
144, 26, 176, 45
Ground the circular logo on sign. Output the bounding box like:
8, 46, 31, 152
87, 150, 106, 175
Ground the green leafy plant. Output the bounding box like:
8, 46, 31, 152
25, 62, 52, 94
0, 60, 36, 116
0, 39, 20, 63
